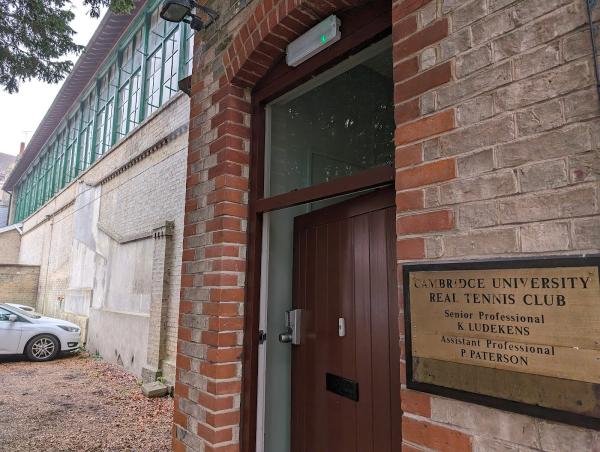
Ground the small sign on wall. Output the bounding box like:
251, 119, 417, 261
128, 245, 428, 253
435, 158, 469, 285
403, 256, 600, 429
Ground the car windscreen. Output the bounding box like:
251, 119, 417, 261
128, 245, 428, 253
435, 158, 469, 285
5, 304, 42, 319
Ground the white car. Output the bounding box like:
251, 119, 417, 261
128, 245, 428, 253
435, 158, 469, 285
6, 303, 35, 312
0, 303, 81, 361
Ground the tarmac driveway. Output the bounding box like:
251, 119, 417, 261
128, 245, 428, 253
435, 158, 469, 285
0, 353, 173, 451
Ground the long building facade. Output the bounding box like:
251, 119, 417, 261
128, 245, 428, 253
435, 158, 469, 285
174, 0, 600, 451
2, 0, 191, 382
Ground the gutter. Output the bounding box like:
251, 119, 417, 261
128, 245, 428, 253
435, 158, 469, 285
0, 223, 23, 235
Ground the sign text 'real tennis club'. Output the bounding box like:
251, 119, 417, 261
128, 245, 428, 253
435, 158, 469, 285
403, 256, 600, 429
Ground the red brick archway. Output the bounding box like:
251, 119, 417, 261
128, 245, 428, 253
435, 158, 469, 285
175, 0, 456, 450
223, 0, 370, 88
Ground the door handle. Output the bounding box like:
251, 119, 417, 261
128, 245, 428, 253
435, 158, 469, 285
278, 309, 303, 345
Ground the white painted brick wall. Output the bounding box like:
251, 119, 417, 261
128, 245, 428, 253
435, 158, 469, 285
17, 93, 189, 380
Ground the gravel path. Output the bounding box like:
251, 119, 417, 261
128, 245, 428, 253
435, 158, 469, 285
0, 353, 173, 451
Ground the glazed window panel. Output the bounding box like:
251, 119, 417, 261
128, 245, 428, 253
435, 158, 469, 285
104, 99, 114, 154
184, 28, 194, 76
118, 84, 130, 136
118, 41, 133, 136
162, 29, 179, 103
24, 176, 32, 218
71, 110, 82, 178
80, 92, 96, 170
58, 130, 67, 188
32, 164, 40, 209
105, 65, 117, 151
266, 38, 394, 197
44, 152, 53, 203
64, 116, 79, 183
118, 28, 144, 137
148, 7, 163, 51
40, 160, 47, 206
133, 28, 143, 68
27, 167, 34, 212
121, 40, 134, 78
44, 147, 53, 202
37, 162, 44, 208
145, 49, 162, 116
50, 149, 57, 199
129, 70, 142, 129
107, 64, 117, 98
40, 161, 46, 206
95, 106, 106, 157
96, 65, 117, 156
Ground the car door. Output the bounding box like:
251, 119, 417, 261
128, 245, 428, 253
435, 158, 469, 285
0, 307, 23, 353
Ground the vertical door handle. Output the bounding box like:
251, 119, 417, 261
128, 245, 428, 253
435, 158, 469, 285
278, 309, 303, 345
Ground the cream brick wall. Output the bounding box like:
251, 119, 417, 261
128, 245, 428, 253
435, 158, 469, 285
417, 0, 599, 263
0, 265, 39, 305
397, 0, 600, 449
0, 228, 21, 264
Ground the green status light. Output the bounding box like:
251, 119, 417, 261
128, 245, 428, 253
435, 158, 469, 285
321, 34, 327, 44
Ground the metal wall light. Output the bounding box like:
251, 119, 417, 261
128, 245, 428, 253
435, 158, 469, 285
160, 0, 219, 31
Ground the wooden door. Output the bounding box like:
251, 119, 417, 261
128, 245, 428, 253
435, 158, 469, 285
291, 188, 401, 452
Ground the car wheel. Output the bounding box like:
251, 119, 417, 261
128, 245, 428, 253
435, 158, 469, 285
26, 334, 60, 362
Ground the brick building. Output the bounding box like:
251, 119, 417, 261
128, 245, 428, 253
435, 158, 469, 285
174, 0, 600, 451
1, 0, 191, 382
0, 152, 16, 227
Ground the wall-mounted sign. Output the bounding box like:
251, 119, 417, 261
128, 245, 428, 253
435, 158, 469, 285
403, 256, 600, 429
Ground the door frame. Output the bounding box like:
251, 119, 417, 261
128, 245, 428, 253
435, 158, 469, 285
242, 2, 398, 450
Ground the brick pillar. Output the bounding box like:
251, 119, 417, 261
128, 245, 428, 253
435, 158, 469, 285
174, 2, 373, 450
143, 221, 175, 382
173, 70, 250, 450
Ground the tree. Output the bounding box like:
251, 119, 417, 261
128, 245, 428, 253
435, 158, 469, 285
0, 0, 135, 94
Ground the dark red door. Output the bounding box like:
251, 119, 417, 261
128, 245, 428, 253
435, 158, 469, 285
291, 188, 401, 452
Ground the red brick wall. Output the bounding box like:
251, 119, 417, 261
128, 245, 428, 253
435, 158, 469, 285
175, 3, 385, 450
176, 0, 600, 450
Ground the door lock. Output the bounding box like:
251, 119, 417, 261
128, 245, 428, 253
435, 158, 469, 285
278, 309, 303, 345
278, 332, 293, 343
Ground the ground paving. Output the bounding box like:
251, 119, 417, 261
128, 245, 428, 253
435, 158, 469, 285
0, 353, 173, 451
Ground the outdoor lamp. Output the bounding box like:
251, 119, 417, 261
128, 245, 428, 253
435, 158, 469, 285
160, 0, 219, 31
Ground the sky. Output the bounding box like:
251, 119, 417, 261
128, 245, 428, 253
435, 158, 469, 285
0, 2, 106, 156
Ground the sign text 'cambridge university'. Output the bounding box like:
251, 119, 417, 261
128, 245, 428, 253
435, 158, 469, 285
403, 257, 600, 429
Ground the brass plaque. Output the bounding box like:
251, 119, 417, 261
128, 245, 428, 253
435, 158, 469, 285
404, 257, 600, 429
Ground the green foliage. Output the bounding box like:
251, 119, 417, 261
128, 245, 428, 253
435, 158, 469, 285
83, 0, 135, 18
0, 0, 135, 94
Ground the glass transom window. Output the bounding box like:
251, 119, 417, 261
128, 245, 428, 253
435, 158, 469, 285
265, 38, 394, 197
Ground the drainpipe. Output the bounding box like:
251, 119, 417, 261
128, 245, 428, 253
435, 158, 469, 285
588, 0, 600, 102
